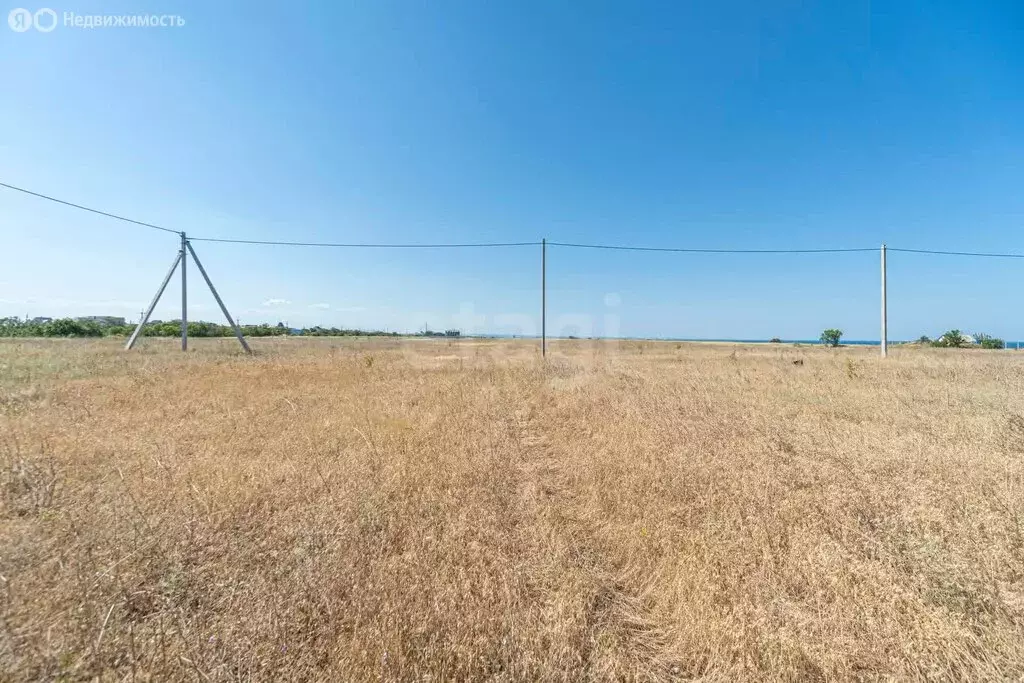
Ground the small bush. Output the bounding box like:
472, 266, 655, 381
769, 337, 782, 344
820, 329, 843, 348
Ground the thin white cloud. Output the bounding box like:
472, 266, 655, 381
336, 306, 365, 312
309, 303, 331, 310
262, 298, 291, 307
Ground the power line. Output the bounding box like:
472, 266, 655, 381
888, 247, 1024, 259
0, 181, 179, 235
0, 181, 538, 248
5, 180, 1024, 257
547, 241, 876, 254
189, 236, 542, 248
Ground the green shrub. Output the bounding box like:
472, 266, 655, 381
43, 318, 102, 337
819, 329, 843, 348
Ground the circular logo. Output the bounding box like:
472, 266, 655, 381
33, 8, 57, 32
8, 7, 33, 31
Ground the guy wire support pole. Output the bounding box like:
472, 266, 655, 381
181, 231, 188, 351
541, 237, 547, 358
881, 243, 888, 358
186, 241, 252, 354
125, 248, 182, 350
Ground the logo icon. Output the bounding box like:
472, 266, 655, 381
8, 7, 57, 32
33, 7, 56, 31
8, 7, 32, 31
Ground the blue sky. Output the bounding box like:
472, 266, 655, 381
2, 1, 1022, 339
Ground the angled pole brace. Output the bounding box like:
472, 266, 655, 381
125, 250, 182, 350
186, 241, 251, 354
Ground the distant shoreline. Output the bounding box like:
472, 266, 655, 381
464, 335, 896, 346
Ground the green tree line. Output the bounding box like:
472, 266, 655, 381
0, 318, 401, 339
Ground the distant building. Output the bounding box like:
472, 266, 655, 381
938, 332, 975, 345
30, 317, 52, 324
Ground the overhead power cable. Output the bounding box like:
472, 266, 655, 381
547, 241, 876, 254
0, 181, 179, 235
189, 237, 541, 248
5, 180, 1024, 257
888, 247, 1024, 259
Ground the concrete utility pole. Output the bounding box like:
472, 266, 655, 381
126, 233, 251, 353
541, 238, 546, 358
881, 243, 888, 358
180, 232, 188, 351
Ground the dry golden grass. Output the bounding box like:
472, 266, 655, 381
3, 336, 1024, 680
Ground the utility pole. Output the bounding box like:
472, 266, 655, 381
881, 243, 888, 358
541, 238, 546, 358
180, 232, 188, 351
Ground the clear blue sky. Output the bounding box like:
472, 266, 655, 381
2, 1, 1022, 340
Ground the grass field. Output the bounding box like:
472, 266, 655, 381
2, 337, 1024, 680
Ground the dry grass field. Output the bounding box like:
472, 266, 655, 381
3, 337, 1024, 681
